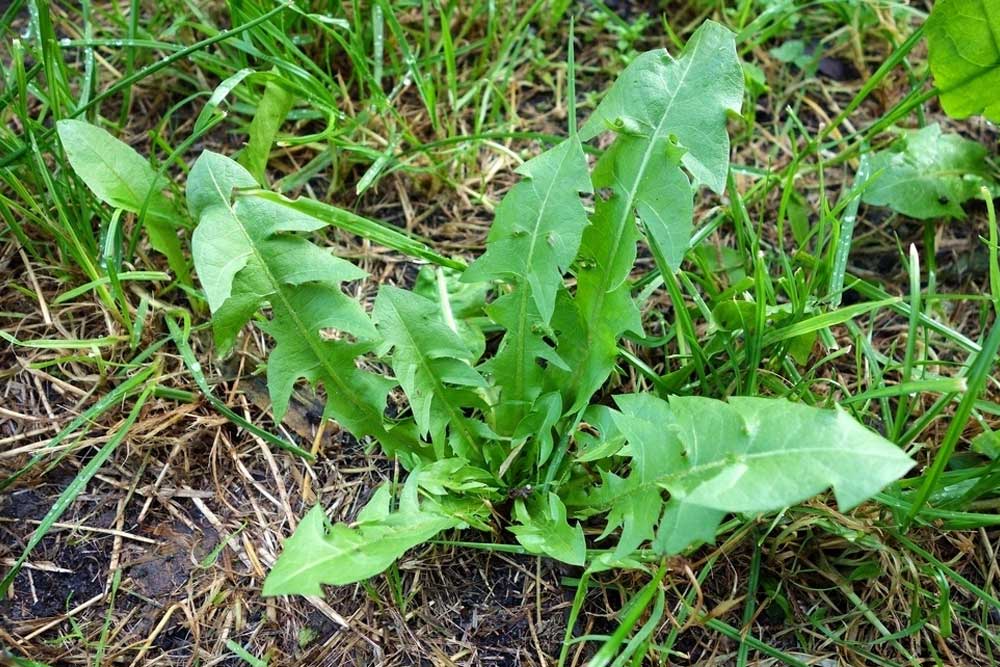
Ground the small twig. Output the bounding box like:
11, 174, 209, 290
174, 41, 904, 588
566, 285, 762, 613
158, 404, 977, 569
19, 248, 51, 326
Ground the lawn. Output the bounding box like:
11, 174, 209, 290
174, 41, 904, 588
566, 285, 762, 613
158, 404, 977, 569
2, 1, 999, 665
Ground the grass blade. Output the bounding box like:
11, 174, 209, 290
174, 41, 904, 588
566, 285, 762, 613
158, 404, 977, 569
165, 315, 312, 461
902, 315, 1000, 528
243, 189, 466, 269
0, 385, 153, 595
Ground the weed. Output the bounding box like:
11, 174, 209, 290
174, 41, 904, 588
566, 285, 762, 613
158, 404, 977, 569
3, 1, 999, 665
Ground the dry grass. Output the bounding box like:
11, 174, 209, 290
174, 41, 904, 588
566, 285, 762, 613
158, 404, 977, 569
2, 1, 999, 665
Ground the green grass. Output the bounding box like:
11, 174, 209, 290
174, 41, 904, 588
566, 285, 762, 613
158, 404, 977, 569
1, 1, 998, 665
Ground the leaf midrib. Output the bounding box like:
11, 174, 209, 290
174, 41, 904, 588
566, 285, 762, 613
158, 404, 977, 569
512, 287, 531, 404
520, 140, 576, 309
567, 43, 701, 395
505, 143, 575, 409
209, 171, 397, 445
382, 295, 480, 454
592, 440, 908, 511
271, 513, 453, 589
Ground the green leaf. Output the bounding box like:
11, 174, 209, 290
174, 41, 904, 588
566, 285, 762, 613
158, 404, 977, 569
373, 285, 486, 458
263, 482, 459, 595
861, 124, 995, 220
510, 492, 586, 566
972, 430, 999, 460
247, 190, 465, 270
653, 499, 723, 556
769, 39, 817, 73
483, 287, 567, 433
555, 22, 742, 409
926, 0, 1000, 121
550, 144, 646, 410
664, 396, 914, 512
512, 391, 562, 467
188, 151, 416, 456
413, 266, 488, 360
409, 458, 496, 496
462, 137, 591, 324
580, 20, 743, 194
582, 394, 913, 557
462, 138, 588, 435
574, 404, 626, 462
56, 119, 189, 284
239, 74, 294, 184
602, 393, 685, 557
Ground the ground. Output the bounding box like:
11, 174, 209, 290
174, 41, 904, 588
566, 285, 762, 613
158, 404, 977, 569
2, 1, 999, 666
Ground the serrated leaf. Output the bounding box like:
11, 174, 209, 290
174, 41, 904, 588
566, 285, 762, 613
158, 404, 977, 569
862, 124, 995, 220
549, 143, 653, 410
263, 484, 459, 596
373, 285, 486, 457
462, 137, 591, 324
665, 396, 914, 512
510, 492, 586, 566
511, 391, 562, 467
414, 266, 489, 319
580, 20, 743, 194
591, 470, 662, 559
555, 22, 742, 409
484, 288, 567, 433
56, 119, 189, 284
188, 151, 416, 455
462, 138, 588, 434
574, 404, 626, 462
653, 499, 723, 555
586, 394, 913, 557
603, 393, 685, 557
927, 0, 1000, 121
409, 458, 496, 496
413, 266, 488, 360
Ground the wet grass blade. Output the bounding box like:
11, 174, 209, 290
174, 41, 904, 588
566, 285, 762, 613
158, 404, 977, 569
588, 562, 669, 667
704, 619, 809, 667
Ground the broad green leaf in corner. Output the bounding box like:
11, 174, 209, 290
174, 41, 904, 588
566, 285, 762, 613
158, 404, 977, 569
861, 124, 996, 220
56, 119, 190, 284
509, 492, 586, 566
926, 0, 1000, 122
665, 396, 914, 512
